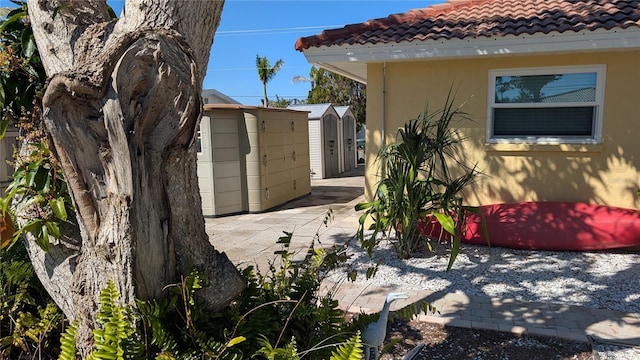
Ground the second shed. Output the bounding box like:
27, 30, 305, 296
288, 103, 340, 179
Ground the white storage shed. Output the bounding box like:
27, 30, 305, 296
202, 89, 242, 105
287, 104, 340, 179
197, 104, 311, 216
334, 106, 357, 172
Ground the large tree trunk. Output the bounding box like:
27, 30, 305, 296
25, 0, 244, 355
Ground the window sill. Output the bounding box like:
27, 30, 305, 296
485, 143, 603, 153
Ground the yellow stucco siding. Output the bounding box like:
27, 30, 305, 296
365, 50, 640, 209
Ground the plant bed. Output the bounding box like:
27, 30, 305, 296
382, 318, 593, 360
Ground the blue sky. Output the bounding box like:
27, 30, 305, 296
107, 1, 441, 106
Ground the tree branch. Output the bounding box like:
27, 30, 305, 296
114, 0, 224, 80
27, 0, 111, 75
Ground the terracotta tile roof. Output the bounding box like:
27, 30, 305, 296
542, 87, 596, 103
295, 0, 640, 51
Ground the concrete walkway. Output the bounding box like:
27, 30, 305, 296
327, 281, 640, 346
205, 168, 640, 347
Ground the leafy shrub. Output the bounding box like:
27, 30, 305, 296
217, 215, 431, 359
209, 218, 354, 359
1, 1, 76, 254
1, 238, 65, 359
356, 91, 482, 265
0, 1, 46, 136
62, 226, 359, 359
4, 208, 429, 359
1, 141, 75, 252
134, 273, 245, 360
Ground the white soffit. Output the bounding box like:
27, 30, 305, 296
310, 62, 367, 84
302, 27, 640, 84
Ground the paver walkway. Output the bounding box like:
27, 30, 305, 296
325, 280, 640, 346
205, 167, 640, 347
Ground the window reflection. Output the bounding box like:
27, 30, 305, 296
495, 73, 596, 103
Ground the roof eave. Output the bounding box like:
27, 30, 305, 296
300, 27, 640, 84
306, 61, 368, 84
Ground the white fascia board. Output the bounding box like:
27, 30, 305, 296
302, 27, 640, 82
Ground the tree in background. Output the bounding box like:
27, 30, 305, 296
0, 1, 46, 137
297, 66, 366, 128
267, 94, 305, 108
3, 0, 245, 355
495, 74, 563, 103
255, 55, 284, 107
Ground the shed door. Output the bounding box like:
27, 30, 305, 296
342, 115, 355, 172
322, 114, 339, 178
211, 117, 243, 215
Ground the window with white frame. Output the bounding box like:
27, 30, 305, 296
487, 65, 605, 144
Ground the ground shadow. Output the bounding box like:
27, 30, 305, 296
343, 240, 640, 346
271, 168, 365, 210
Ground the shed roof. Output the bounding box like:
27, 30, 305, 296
202, 89, 241, 104
203, 104, 306, 114
295, 0, 640, 50
334, 106, 353, 118
287, 103, 337, 119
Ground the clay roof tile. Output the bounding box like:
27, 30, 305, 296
295, 0, 640, 51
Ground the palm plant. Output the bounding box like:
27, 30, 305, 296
256, 55, 284, 107
356, 91, 482, 264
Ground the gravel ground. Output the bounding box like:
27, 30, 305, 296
595, 343, 640, 360
326, 240, 640, 359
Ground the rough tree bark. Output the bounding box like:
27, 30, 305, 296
25, 0, 244, 355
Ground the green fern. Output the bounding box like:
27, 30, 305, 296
395, 300, 439, 319
1, 260, 36, 312
255, 335, 299, 360
135, 273, 247, 360
88, 280, 144, 360
196, 334, 245, 360
329, 331, 362, 360
348, 300, 437, 335
1, 238, 64, 359
135, 298, 180, 356
379, 338, 403, 357
57, 320, 78, 360
2, 260, 35, 286
24, 302, 63, 342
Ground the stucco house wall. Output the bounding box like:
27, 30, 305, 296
296, 0, 639, 210
364, 50, 640, 209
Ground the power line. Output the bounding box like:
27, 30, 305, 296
225, 95, 308, 98
208, 65, 310, 72
216, 24, 343, 36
